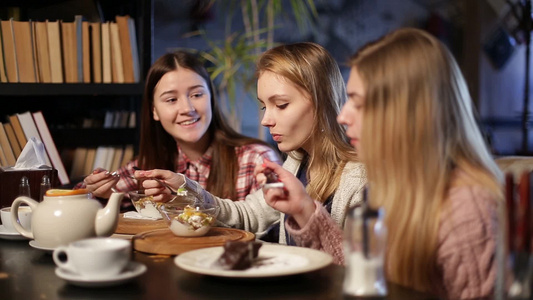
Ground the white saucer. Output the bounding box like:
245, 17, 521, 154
0, 225, 29, 241
29, 240, 56, 253
55, 261, 147, 287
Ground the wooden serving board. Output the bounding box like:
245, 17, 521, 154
115, 214, 167, 235
132, 227, 255, 255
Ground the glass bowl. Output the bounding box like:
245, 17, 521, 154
158, 203, 220, 237
127, 190, 164, 219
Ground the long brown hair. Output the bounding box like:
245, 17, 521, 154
138, 51, 274, 199
351, 28, 502, 291
256, 42, 358, 201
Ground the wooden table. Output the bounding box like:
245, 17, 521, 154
0, 238, 438, 300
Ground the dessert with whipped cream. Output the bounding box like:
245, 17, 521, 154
131, 194, 163, 219
164, 205, 216, 237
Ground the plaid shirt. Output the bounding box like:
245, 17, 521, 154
79, 143, 281, 203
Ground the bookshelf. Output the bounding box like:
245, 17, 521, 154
0, 0, 153, 185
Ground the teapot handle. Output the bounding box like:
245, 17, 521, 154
11, 196, 38, 239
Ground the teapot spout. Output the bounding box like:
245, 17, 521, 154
95, 192, 124, 236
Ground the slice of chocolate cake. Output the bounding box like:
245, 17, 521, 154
215, 241, 262, 270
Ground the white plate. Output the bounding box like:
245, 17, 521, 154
174, 244, 333, 278
0, 225, 29, 241
29, 240, 56, 253
55, 261, 147, 287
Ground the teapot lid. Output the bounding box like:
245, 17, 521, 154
45, 189, 89, 196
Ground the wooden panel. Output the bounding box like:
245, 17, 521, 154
132, 227, 255, 255
115, 214, 166, 234
0, 168, 59, 208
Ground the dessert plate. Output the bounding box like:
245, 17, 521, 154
174, 244, 333, 278
55, 261, 147, 287
0, 225, 29, 241
29, 240, 55, 253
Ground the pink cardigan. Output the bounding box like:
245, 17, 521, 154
285, 182, 499, 299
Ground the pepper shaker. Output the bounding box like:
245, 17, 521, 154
39, 175, 51, 202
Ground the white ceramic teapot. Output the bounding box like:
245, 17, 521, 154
10, 189, 124, 248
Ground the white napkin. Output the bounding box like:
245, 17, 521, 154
123, 211, 162, 220
13, 137, 49, 170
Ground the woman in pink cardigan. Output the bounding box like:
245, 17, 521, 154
261, 28, 504, 299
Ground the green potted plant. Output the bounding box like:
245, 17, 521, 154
184, 0, 317, 138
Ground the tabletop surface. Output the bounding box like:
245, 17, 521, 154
0, 237, 439, 300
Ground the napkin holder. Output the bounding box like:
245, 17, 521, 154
0, 167, 59, 208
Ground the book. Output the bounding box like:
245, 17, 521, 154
3, 123, 21, 158
109, 146, 124, 173
128, 111, 136, 128
109, 22, 124, 83
12, 20, 37, 82
8, 114, 27, 150
46, 20, 63, 83
82, 20, 90, 83
1, 19, 18, 82
33, 21, 52, 83
119, 110, 130, 128
120, 144, 134, 167
70, 147, 87, 179
32, 111, 70, 185
92, 111, 114, 170
83, 148, 97, 175
0, 24, 7, 83
0, 124, 16, 166
61, 20, 77, 83
30, 20, 40, 83
104, 146, 115, 170
115, 15, 135, 83
74, 15, 83, 83
16, 111, 52, 167
92, 146, 110, 171
89, 22, 102, 83
128, 17, 140, 83
0, 143, 7, 167
101, 22, 111, 83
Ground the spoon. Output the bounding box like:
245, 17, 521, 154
131, 166, 178, 196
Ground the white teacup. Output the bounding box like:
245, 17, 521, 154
1, 207, 32, 233
53, 238, 131, 279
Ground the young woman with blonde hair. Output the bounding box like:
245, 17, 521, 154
135, 42, 366, 247
260, 28, 503, 299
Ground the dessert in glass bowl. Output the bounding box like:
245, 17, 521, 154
128, 188, 190, 219
158, 203, 219, 237
128, 190, 163, 219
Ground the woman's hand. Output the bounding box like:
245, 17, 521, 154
83, 168, 119, 199
259, 160, 316, 228
134, 169, 185, 203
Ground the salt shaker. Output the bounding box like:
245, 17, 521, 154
19, 176, 31, 197
343, 202, 387, 296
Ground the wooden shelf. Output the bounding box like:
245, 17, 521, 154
50, 128, 139, 148
0, 83, 144, 96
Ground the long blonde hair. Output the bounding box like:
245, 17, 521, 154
257, 42, 357, 201
350, 28, 503, 291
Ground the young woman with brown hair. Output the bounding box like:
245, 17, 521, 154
81, 51, 280, 203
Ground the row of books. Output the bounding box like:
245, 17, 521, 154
0, 111, 69, 185
0, 15, 140, 84
68, 110, 137, 180
69, 145, 135, 181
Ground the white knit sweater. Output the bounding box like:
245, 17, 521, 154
181, 153, 367, 244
